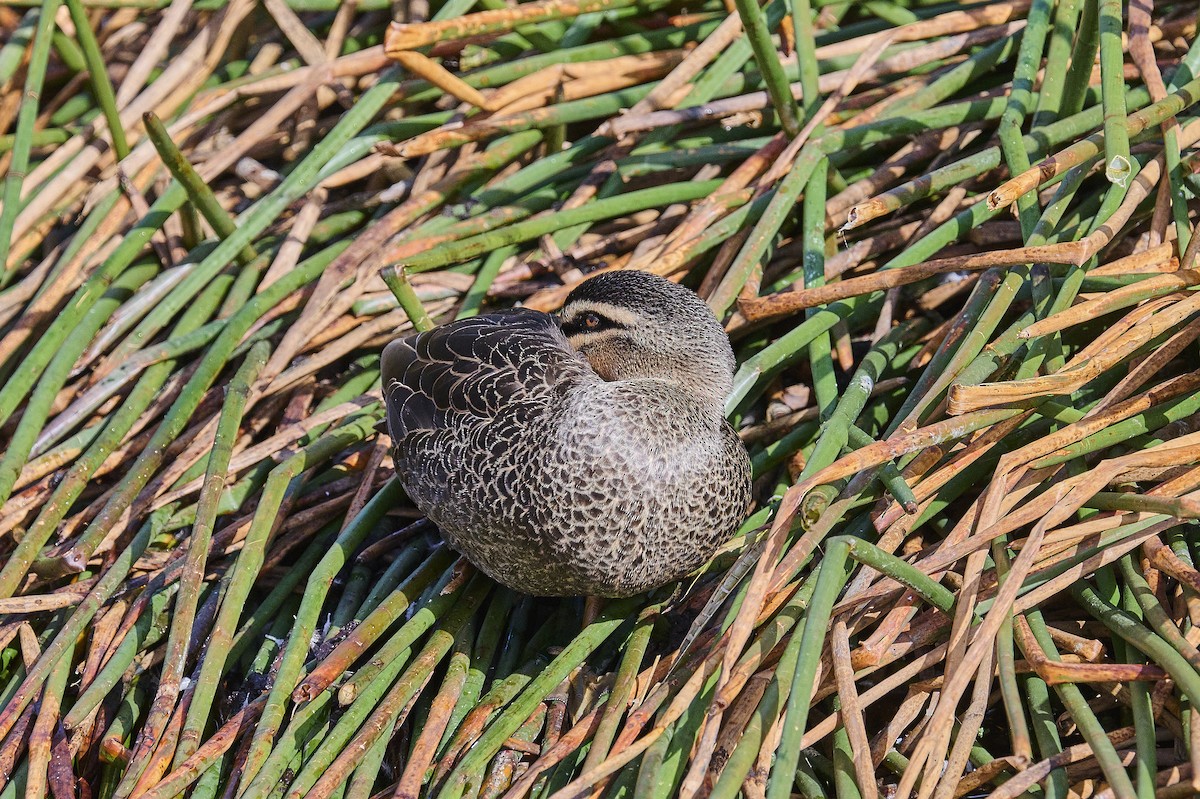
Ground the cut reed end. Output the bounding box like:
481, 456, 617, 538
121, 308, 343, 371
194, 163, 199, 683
291, 684, 318, 704
842, 206, 865, 230
384, 22, 421, 56
944, 384, 976, 416
1105, 154, 1132, 187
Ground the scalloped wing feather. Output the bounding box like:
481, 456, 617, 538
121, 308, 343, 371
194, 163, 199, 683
381, 308, 585, 444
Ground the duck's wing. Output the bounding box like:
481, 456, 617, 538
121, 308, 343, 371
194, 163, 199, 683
381, 308, 588, 442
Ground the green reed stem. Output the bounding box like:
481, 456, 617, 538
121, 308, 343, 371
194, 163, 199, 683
846, 425, 917, 513
1022, 611, 1137, 799
1071, 582, 1200, 701
62, 588, 174, 730
0, 262, 157, 551
0, 183, 185, 426
0, 0, 61, 286
266, 567, 466, 799
804, 158, 836, 417
400, 179, 724, 271
143, 112, 258, 265
382, 266, 436, 332
1059, 0, 1100, 118
64, 0, 128, 160
298, 576, 491, 799
732, 0, 801, 137
436, 598, 641, 799
1098, 0, 1133, 188
582, 614, 654, 773
713, 145, 821, 318
167, 417, 376, 796
997, 0, 1052, 237
1031, 0, 1081, 128
766, 537, 851, 799
233, 479, 408, 787
119, 342, 267, 789
0, 511, 165, 745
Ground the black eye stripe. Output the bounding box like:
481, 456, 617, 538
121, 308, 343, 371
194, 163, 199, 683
562, 311, 626, 335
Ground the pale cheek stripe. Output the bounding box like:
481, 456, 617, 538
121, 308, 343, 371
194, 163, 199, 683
567, 329, 628, 349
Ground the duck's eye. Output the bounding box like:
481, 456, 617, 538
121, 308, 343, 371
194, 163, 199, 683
582, 312, 602, 329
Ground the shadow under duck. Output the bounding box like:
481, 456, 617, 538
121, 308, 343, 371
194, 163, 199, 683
382, 270, 752, 598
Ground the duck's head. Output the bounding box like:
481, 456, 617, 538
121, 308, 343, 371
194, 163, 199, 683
558, 270, 735, 408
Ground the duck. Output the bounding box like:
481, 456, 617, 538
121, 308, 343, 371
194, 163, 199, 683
381, 270, 752, 598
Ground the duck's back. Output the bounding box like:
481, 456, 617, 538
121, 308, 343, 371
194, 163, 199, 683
382, 309, 750, 597
382, 308, 585, 535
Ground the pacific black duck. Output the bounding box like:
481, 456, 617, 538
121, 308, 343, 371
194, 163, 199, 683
382, 270, 752, 598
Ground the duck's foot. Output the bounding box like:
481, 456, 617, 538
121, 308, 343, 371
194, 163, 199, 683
582, 596, 604, 629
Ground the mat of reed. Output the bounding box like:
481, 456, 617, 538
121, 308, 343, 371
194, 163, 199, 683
2, 1, 1200, 797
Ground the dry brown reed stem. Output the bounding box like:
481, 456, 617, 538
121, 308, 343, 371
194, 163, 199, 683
5, 2, 1200, 796
147, 394, 379, 510
393, 51, 495, 110
394, 52, 687, 156
817, 0, 1032, 61
628, 8, 746, 116
114, 0, 195, 107
128, 692, 194, 796
260, 189, 327, 292
393, 657, 473, 798
950, 291, 1200, 413
490, 51, 687, 113
1144, 536, 1200, 595
712, 405, 1019, 695
1015, 523, 1195, 620
265, 306, 444, 397
737, 244, 1085, 321
500, 708, 604, 799
240, 48, 391, 97
546, 659, 720, 799
134, 697, 268, 799
386, 0, 634, 53
541, 6, 749, 282
0, 161, 149, 367
1026, 655, 1168, 685
14, 0, 256, 245
987, 79, 1200, 211
805, 644, 950, 749
830, 620, 878, 799
1023, 271, 1199, 338
762, 135, 1192, 316
825, 131, 950, 225
632, 138, 784, 269
0, 581, 97, 613
254, 167, 463, 387
262, 0, 330, 67
935, 650, 994, 799
1088, 240, 1176, 274
1129, 1, 1178, 244
24, 655, 70, 799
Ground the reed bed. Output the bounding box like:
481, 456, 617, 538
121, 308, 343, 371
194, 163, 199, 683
1, 0, 1200, 797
